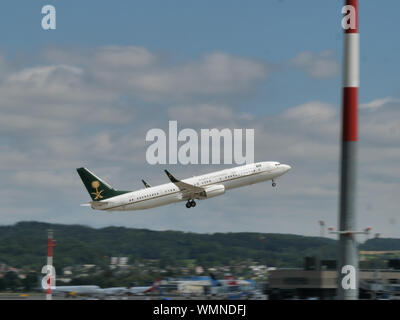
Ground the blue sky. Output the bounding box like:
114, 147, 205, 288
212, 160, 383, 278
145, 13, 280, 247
0, 1, 399, 238
2, 1, 398, 112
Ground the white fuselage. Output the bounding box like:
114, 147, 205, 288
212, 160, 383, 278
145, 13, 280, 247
52, 285, 101, 297
92, 162, 291, 212
52, 285, 154, 298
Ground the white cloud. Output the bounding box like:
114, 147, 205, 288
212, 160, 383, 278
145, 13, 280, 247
0, 47, 269, 140
41, 47, 269, 102
290, 50, 339, 78
0, 149, 30, 169
12, 171, 80, 188
359, 99, 400, 145
93, 46, 159, 69
0, 113, 72, 134
6, 64, 83, 86
282, 101, 337, 123
118, 52, 269, 101
0, 52, 8, 79
0, 45, 399, 238
168, 103, 254, 127
360, 96, 399, 109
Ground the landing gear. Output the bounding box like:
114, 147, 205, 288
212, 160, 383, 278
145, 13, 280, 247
272, 180, 276, 187
186, 199, 196, 208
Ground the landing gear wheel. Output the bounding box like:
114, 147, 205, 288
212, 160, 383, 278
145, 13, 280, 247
186, 201, 191, 208
190, 200, 196, 207
272, 180, 276, 187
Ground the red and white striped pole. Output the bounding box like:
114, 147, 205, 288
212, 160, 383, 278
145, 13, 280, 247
342, 0, 359, 141
338, 0, 359, 300
46, 229, 56, 300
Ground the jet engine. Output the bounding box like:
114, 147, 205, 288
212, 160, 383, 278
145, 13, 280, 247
199, 185, 225, 199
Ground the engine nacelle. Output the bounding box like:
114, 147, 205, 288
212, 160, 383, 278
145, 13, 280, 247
199, 185, 225, 199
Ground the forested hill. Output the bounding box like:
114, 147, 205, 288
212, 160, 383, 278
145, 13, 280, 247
0, 221, 399, 270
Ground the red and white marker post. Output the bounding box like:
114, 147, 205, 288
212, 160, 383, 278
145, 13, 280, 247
338, 0, 359, 300
46, 229, 56, 300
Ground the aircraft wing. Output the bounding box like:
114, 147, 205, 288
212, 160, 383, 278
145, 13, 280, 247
164, 170, 205, 198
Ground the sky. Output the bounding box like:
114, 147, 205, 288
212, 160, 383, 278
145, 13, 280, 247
0, 1, 399, 238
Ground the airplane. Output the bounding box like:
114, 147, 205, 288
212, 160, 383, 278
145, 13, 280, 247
77, 161, 291, 211
95, 279, 161, 297
51, 279, 161, 299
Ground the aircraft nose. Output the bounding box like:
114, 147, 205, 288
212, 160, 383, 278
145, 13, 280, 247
283, 164, 292, 171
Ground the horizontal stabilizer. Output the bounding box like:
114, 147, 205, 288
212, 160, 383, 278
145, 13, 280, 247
80, 201, 110, 209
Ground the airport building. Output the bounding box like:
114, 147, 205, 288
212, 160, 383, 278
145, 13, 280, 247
268, 257, 400, 299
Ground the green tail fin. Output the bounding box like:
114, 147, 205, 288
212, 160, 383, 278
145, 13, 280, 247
76, 167, 130, 201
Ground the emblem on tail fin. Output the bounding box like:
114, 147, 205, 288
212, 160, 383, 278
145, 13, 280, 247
91, 180, 104, 200
77, 167, 130, 201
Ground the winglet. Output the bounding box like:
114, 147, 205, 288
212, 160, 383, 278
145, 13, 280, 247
164, 170, 179, 183
142, 179, 151, 188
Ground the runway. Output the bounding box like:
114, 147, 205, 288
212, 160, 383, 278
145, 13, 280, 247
0, 293, 217, 300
